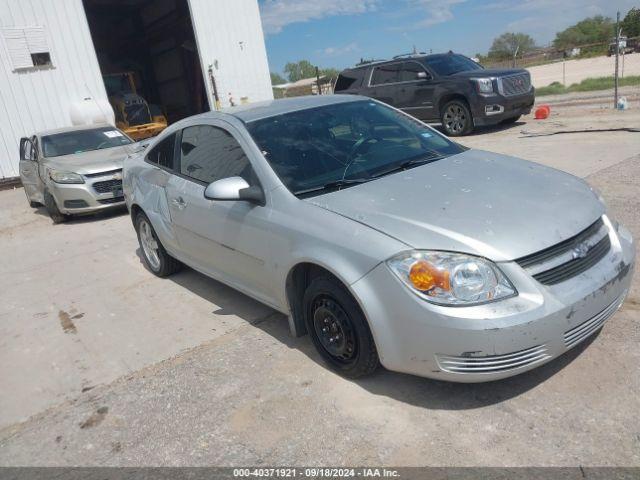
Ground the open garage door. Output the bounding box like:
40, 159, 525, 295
83, 0, 209, 139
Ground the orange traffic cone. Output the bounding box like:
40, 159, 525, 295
535, 105, 550, 120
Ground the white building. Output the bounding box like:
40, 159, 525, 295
0, 0, 273, 179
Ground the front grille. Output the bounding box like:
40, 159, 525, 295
516, 218, 611, 286
124, 104, 151, 126
98, 196, 125, 205
500, 73, 531, 96
532, 235, 611, 285
85, 168, 122, 178
93, 179, 122, 194
436, 345, 550, 374
63, 200, 89, 209
564, 295, 624, 348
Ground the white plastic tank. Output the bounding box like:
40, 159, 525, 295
69, 97, 115, 126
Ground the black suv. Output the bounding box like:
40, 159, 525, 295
334, 52, 535, 136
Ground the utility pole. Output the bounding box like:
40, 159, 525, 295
315, 66, 322, 95
614, 11, 620, 109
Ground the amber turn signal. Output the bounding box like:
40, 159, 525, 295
409, 260, 450, 292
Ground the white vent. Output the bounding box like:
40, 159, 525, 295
2, 26, 51, 70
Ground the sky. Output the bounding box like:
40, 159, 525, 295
259, 0, 638, 76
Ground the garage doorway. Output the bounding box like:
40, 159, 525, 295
83, 0, 209, 135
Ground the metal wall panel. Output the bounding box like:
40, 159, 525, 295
187, 0, 273, 111
0, 0, 110, 178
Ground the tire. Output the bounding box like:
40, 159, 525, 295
135, 211, 181, 277
44, 191, 67, 224
501, 115, 521, 125
441, 99, 473, 136
29, 200, 41, 208
303, 276, 379, 378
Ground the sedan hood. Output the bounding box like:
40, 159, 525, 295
307, 150, 604, 261
42, 144, 134, 175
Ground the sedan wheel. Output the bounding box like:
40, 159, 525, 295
441, 100, 473, 136
303, 276, 379, 378
135, 211, 181, 277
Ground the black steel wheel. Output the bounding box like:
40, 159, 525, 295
303, 276, 379, 378
441, 100, 473, 136
44, 190, 68, 224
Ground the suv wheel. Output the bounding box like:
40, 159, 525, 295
303, 276, 379, 378
441, 100, 473, 136
135, 211, 181, 277
44, 191, 68, 224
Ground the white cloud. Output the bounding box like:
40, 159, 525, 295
260, 0, 378, 34
321, 42, 360, 56
409, 0, 466, 27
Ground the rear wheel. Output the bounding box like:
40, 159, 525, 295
135, 211, 181, 277
303, 276, 379, 378
441, 100, 473, 136
44, 191, 67, 224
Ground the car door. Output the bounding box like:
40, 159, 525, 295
165, 122, 276, 305
395, 61, 437, 120
19, 136, 44, 204
366, 63, 401, 107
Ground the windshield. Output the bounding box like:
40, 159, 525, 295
425, 54, 483, 76
42, 127, 132, 157
246, 100, 465, 197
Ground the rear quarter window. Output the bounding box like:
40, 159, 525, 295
334, 69, 366, 91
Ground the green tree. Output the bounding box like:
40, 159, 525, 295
553, 15, 614, 50
621, 7, 640, 38
488, 32, 537, 60
270, 71, 286, 85
320, 67, 340, 80
283, 60, 317, 82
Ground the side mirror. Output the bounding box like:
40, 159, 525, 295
19, 137, 35, 161
204, 176, 265, 206
417, 71, 430, 80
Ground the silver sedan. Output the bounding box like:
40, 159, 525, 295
123, 95, 635, 382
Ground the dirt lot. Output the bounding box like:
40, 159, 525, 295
0, 92, 639, 466
527, 53, 640, 87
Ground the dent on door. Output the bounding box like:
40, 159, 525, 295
134, 166, 177, 249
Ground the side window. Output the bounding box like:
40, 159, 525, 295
146, 133, 176, 169
334, 69, 364, 91
371, 63, 400, 85
178, 125, 256, 185
20, 138, 35, 161
398, 62, 429, 82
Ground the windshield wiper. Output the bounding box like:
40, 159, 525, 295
370, 154, 445, 179
295, 178, 370, 197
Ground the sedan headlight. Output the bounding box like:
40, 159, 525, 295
49, 170, 84, 184
387, 251, 516, 306
473, 77, 495, 94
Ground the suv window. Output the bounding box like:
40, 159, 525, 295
178, 125, 256, 185
334, 69, 366, 91
398, 61, 429, 82
146, 133, 176, 169
371, 63, 400, 85
424, 54, 482, 76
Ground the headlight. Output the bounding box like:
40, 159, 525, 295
387, 251, 516, 306
473, 77, 494, 94
49, 170, 84, 184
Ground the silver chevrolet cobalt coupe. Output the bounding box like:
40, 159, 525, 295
124, 95, 635, 382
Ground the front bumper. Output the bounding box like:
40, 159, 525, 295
351, 219, 635, 382
472, 90, 535, 126
49, 172, 125, 215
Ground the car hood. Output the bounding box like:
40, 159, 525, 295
306, 150, 604, 261
451, 68, 527, 78
41, 144, 134, 175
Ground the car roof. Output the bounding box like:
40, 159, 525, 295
208, 94, 370, 123
36, 123, 115, 137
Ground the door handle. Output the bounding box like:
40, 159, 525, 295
171, 197, 187, 210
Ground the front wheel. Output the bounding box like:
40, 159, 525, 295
303, 276, 379, 378
44, 191, 67, 224
441, 100, 473, 136
135, 211, 181, 277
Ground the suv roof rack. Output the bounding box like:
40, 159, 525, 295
392, 52, 428, 59
355, 58, 387, 67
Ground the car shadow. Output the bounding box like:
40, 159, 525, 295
33, 205, 128, 224
138, 256, 600, 411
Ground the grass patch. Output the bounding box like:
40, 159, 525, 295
536, 76, 640, 96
